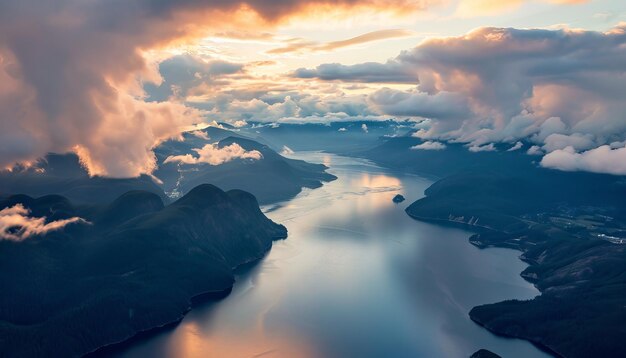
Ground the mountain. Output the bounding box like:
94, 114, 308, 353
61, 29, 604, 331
154, 130, 337, 204
242, 120, 405, 153
359, 136, 537, 178
0, 185, 287, 357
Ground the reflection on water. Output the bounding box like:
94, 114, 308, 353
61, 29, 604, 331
115, 153, 550, 358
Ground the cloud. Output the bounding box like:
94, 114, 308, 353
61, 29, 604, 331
232, 120, 248, 128
542, 133, 595, 152
0, 0, 424, 177
507, 141, 523, 151
0, 204, 88, 241
527, 145, 543, 155
369, 88, 470, 120
164, 143, 262, 165
468, 143, 496, 152
293, 61, 416, 83
362, 123, 369, 133
145, 55, 245, 102
281, 145, 295, 155
191, 130, 210, 140
541, 145, 626, 175
298, 24, 626, 174
198, 92, 382, 124
411, 141, 446, 150
338, 127, 347, 132
268, 29, 414, 54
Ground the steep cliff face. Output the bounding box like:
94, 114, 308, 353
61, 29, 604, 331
0, 185, 287, 357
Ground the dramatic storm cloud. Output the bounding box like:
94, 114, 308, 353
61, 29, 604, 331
0, 0, 424, 177
0, 204, 88, 241
296, 24, 626, 174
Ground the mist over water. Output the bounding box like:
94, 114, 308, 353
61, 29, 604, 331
115, 153, 550, 358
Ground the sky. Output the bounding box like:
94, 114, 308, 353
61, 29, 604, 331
1, 0, 626, 177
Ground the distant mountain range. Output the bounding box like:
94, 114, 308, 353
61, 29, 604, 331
242, 120, 406, 153
0, 126, 336, 205
0, 184, 287, 357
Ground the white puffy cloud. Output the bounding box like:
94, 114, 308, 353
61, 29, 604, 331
468, 143, 497, 152
507, 141, 524, 151
527, 145, 544, 155
194, 92, 384, 124
542, 133, 595, 152
164, 143, 262, 166
0, 204, 88, 241
411, 141, 447, 150
191, 130, 210, 140
541, 145, 626, 175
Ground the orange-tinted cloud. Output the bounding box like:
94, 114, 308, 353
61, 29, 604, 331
0, 204, 89, 241
0, 0, 427, 177
267, 29, 415, 54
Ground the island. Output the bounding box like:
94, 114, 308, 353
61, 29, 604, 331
470, 349, 502, 358
393, 194, 406, 203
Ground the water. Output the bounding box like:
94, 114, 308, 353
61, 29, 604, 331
116, 153, 550, 358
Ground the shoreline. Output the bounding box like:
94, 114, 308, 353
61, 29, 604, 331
404, 212, 563, 357
86, 287, 233, 357
469, 316, 562, 358
85, 237, 283, 357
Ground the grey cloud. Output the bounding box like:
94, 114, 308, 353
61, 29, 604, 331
295, 24, 626, 174
145, 55, 245, 101
293, 61, 417, 83
369, 88, 470, 120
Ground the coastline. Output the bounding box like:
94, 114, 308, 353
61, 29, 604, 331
469, 316, 562, 358
404, 212, 561, 357
86, 287, 233, 357
85, 236, 284, 357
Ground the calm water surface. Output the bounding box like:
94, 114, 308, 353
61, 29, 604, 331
116, 153, 550, 358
